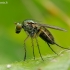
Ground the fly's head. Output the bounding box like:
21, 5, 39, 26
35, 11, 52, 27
15, 22, 22, 34
22, 20, 35, 31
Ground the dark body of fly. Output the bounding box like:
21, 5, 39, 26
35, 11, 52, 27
15, 20, 70, 61
39, 27, 54, 44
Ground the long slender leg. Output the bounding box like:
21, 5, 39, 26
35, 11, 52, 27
31, 38, 35, 60
35, 37, 44, 61
54, 43, 70, 50
47, 42, 58, 55
24, 35, 29, 61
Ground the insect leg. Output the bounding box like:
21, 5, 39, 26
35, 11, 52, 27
54, 43, 70, 50
35, 37, 44, 61
47, 42, 58, 55
24, 35, 29, 61
31, 38, 35, 60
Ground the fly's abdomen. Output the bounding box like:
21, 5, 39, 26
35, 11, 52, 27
39, 28, 55, 44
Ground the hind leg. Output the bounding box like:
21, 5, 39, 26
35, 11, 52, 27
54, 43, 70, 50
47, 42, 58, 55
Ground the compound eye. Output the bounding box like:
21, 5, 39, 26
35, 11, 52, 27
16, 23, 22, 30
15, 22, 22, 34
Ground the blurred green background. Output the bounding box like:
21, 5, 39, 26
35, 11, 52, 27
0, 0, 70, 64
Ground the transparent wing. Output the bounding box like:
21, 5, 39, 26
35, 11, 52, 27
34, 22, 67, 31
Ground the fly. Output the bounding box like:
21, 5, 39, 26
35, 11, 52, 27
15, 20, 70, 61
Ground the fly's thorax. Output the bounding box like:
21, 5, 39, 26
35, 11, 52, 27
22, 20, 35, 31
22, 23, 33, 32
24, 26, 38, 37
22, 20, 38, 37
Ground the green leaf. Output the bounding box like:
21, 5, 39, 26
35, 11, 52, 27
0, 50, 70, 70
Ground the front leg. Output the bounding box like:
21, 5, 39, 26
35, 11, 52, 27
24, 35, 29, 61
